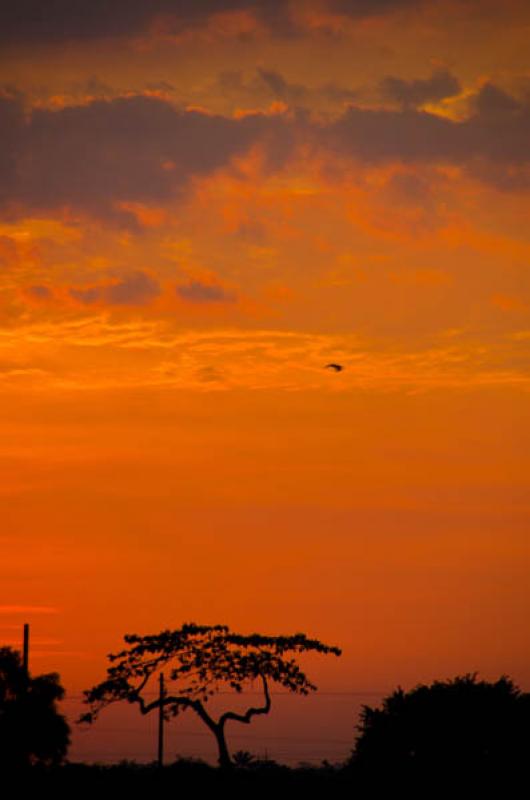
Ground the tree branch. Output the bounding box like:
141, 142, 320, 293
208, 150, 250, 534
129, 692, 218, 733
218, 673, 271, 728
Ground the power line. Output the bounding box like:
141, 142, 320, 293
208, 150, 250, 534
62, 690, 384, 701
73, 728, 353, 744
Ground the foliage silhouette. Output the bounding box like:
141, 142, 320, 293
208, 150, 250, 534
0, 646, 70, 769
16, 760, 350, 795
231, 749, 257, 768
80, 622, 341, 768
350, 673, 530, 779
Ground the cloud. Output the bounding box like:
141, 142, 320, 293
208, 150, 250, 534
0, 95, 292, 221
0, 0, 295, 46
326, 85, 530, 186
23, 285, 53, 300
329, 106, 456, 161
69, 286, 102, 305
0, 95, 24, 204
2, 82, 530, 225
0, 0, 428, 49
328, 0, 421, 18
473, 82, 521, 117
380, 69, 461, 108
1, 0, 521, 49
2, 94, 291, 221
176, 281, 237, 303
195, 365, 226, 383
70, 271, 161, 306
216, 67, 358, 111
0, 605, 59, 614
106, 272, 161, 305
256, 68, 358, 108
1, 319, 528, 392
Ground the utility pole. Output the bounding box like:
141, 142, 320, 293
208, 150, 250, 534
157, 672, 165, 768
22, 623, 29, 678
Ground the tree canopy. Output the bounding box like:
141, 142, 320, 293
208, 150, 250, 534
80, 622, 341, 767
350, 673, 530, 778
0, 646, 70, 769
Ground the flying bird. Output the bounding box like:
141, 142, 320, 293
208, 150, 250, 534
325, 363, 344, 372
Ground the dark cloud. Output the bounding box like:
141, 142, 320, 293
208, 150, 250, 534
0, 0, 295, 47
0, 0, 441, 48
327, 85, 530, 184
258, 69, 292, 100
329, 106, 459, 161
195, 366, 226, 383
2, 83, 530, 223
70, 271, 160, 305
24, 285, 53, 300
176, 281, 237, 303
107, 271, 161, 304
1, 0, 516, 48
380, 69, 461, 108
473, 82, 521, 117
257, 68, 358, 107
212, 68, 358, 115
2, 94, 291, 221
328, 0, 421, 18
0, 95, 25, 204
385, 172, 433, 205
145, 80, 177, 94
1, 0, 163, 44
70, 286, 102, 305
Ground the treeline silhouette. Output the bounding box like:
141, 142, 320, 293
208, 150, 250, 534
2, 640, 530, 793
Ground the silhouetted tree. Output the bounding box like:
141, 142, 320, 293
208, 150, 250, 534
0, 646, 70, 769
350, 673, 530, 779
80, 622, 341, 768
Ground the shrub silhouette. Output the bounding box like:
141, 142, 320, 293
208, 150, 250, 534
0, 646, 70, 769
350, 673, 530, 777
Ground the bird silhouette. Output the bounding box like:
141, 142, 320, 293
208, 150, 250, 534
325, 363, 344, 372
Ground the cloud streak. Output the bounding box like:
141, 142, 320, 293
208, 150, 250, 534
0, 605, 59, 614
0, 319, 528, 393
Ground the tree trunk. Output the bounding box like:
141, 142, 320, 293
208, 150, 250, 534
214, 722, 232, 769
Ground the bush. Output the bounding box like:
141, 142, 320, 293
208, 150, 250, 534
0, 646, 70, 769
350, 673, 530, 779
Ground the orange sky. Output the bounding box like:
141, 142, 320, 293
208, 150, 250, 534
1, 0, 529, 764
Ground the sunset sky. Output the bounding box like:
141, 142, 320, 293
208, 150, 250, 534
1, 0, 529, 764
